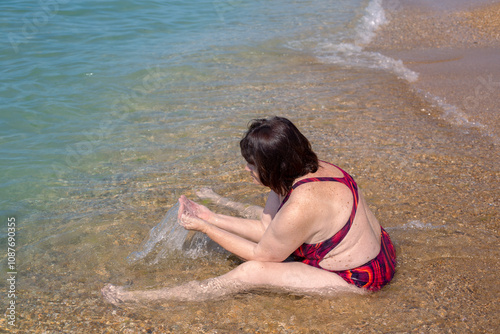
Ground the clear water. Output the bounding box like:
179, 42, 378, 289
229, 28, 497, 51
1, 0, 371, 217
2, 0, 412, 231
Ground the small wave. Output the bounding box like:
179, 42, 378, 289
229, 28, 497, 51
418, 90, 499, 144
317, 42, 419, 82
314, 0, 419, 83
355, 0, 387, 45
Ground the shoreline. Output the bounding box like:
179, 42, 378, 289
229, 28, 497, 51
367, 0, 500, 143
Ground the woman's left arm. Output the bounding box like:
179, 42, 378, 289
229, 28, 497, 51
180, 215, 261, 260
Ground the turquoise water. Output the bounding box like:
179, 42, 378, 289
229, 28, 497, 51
1, 0, 374, 220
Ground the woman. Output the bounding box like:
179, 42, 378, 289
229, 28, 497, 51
102, 116, 396, 303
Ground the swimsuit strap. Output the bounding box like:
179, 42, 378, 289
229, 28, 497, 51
278, 163, 358, 216
278, 163, 360, 265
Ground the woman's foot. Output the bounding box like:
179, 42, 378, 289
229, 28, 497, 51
196, 187, 221, 201
101, 284, 132, 305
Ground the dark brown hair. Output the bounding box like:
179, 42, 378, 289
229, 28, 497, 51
240, 116, 319, 196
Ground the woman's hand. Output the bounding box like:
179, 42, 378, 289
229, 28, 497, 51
178, 212, 209, 233
178, 195, 215, 232
178, 195, 214, 220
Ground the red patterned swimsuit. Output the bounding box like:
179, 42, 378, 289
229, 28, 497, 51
278, 163, 396, 291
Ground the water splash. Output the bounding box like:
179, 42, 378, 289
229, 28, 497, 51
127, 202, 225, 264
127, 202, 185, 263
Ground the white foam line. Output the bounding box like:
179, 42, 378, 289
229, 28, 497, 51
317, 42, 419, 82
418, 90, 499, 144
314, 0, 419, 83
385, 220, 446, 230
355, 0, 387, 46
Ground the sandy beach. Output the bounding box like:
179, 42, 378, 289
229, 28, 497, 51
367, 0, 500, 142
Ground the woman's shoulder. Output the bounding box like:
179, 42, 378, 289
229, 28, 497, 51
288, 162, 354, 210
277, 161, 352, 213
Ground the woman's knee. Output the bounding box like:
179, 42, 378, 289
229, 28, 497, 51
232, 260, 269, 283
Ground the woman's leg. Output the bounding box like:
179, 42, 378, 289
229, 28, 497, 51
101, 261, 365, 304
196, 188, 263, 219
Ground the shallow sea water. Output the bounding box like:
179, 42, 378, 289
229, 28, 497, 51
7, 62, 498, 333
0, 0, 498, 332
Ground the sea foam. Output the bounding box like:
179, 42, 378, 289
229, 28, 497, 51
316, 0, 419, 83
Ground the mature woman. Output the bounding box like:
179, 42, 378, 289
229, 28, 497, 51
102, 116, 396, 303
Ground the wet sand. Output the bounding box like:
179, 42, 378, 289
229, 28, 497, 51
367, 0, 500, 142
1, 1, 499, 333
